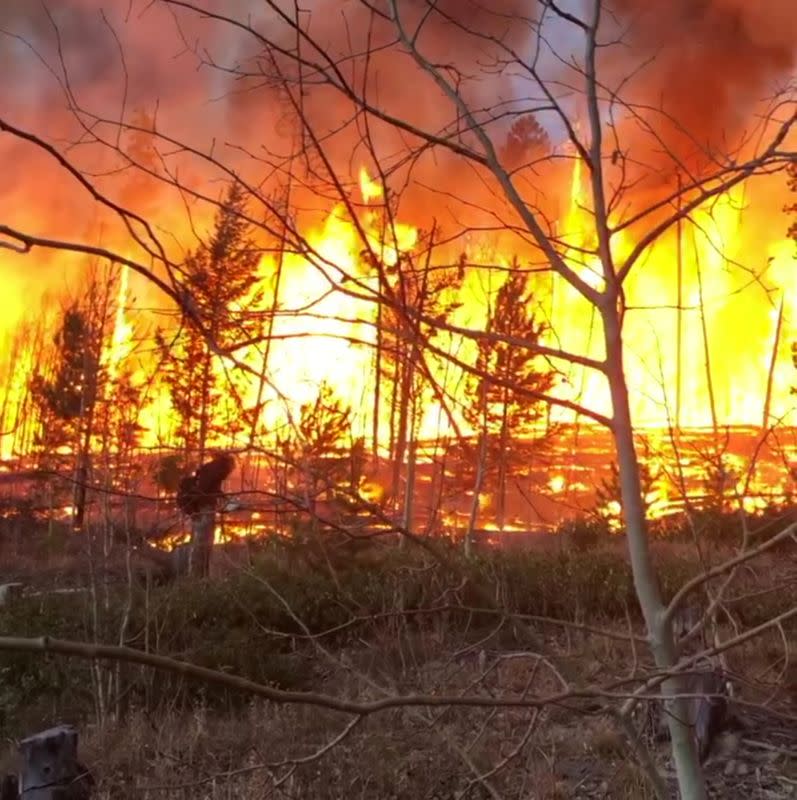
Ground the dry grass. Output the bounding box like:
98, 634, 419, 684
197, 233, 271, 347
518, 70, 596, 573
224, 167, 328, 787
0, 516, 794, 798
0, 620, 679, 799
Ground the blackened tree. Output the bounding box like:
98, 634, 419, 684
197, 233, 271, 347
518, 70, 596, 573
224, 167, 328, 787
371, 233, 464, 504
33, 305, 96, 441
786, 165, 797, 394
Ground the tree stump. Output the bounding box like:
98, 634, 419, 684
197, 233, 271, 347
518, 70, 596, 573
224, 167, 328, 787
171, 542, 192, 577
0, 583, 23, 608
687, 670, 728, 762
18, 725, 93, 799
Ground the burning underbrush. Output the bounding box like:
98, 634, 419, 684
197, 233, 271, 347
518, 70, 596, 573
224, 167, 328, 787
1, 424, 797, 566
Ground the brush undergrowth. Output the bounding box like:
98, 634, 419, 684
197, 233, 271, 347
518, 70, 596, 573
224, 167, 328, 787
0, 517, 793, 798
2, 528, 791, 734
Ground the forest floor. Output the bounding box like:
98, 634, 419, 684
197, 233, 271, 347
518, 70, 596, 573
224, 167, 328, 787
0, 508, 795, 798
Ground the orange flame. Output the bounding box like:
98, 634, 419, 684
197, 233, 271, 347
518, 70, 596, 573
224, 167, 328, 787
0, 160, 794, 476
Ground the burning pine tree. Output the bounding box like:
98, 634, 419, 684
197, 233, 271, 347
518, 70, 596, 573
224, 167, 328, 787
464, 267, 556, 531
156, 182, 262, 462
28, 267, 145, 528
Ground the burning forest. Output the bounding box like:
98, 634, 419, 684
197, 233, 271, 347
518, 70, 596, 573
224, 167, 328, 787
0, 1, 795, 798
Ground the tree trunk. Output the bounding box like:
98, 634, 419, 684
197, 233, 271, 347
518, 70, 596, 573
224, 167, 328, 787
602, 301, 707, 800
73, 454, 89, 530
496, 391, 509, 532
197, 352, 213, 463
465, 430, 488, 558
73, 397, 96, 531
373, 301, 383, 462
391, 351, 412, 506
189, 509, 215, 577
402, 436, 417, 537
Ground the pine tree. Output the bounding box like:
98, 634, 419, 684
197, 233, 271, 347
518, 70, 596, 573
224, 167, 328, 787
33, 306, 96, 438
276, 381, 364, 517
156, 182, 262, 460
501, 114, 550, 171
465, 266, 556, 529
30, 291, 106, 528
371, 233, 464, 503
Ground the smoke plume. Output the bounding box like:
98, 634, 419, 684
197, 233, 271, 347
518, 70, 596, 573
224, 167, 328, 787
608, 0, 796, 148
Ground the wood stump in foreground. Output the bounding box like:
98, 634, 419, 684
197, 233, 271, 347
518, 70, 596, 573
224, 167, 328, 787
17, 725, 93, 799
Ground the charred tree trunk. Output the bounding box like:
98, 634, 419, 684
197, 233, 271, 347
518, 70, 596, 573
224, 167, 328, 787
0, 775, 17, 800
72, 464, 87, 530
177, 455, 235, 578
402, 433, 418, 540
72, 285, 106, 532
373, 301, 383, 462
72, 452, 90, 530
465, 429, 488, 558
387, 344, 399, 481
72, 364, 98, 531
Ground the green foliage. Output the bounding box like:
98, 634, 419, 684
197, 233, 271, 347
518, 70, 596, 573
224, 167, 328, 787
1, 534, 789, 738
0, 594, 95, 736
470, 547, 636, 618
650, 505, 797, 554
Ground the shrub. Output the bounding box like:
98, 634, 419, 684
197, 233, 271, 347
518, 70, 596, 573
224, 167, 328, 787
558, 515, 612, 552
0, 533, 790, 738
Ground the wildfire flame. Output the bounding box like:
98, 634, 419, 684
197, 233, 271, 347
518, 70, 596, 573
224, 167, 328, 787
359, 166, 383, 204
0, 154, 795, 531
3, 158, 796, 455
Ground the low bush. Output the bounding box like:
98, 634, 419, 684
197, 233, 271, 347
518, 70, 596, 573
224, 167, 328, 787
0, 532, 791, 739
557, 515, 613, 552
